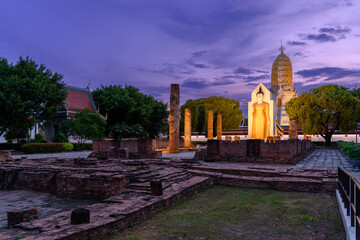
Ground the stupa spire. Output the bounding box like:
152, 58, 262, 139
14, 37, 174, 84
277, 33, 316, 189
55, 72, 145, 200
279, 38, 285, 53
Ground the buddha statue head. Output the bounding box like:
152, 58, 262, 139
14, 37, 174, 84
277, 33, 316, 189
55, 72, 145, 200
256, 87, 265, 103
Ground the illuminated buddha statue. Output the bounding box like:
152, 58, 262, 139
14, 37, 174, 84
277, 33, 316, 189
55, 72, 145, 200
251, 87, 270, 140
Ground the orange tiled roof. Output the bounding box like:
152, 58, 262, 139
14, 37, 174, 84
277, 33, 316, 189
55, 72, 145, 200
65, 86, 97, 112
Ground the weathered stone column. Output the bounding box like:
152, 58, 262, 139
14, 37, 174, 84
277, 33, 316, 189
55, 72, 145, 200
169, 84, 180, 153
184, 108, 191, 148
217, 113, 222, 140
289, 118, 298, 139
207, 110, 213, 140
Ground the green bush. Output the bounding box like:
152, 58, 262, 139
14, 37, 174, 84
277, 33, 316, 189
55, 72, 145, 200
0, 143, 23, 151
72, 143, 92, 151
52, 131, 69, 143
62, 143, 74, 151
337, 140, 346, 148
337, 141, 360, 159
21, 143, 64, 154
34, 133, 46, 143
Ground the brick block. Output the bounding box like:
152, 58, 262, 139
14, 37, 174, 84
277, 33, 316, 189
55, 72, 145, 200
7, 207, 38, 226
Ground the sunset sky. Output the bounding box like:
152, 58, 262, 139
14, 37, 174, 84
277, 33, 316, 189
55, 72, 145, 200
0, 0, 359, 116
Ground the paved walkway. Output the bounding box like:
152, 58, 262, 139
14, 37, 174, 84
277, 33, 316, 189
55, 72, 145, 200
12, 151, 92, 159
294, 148, 352, 170
162, 151, 196, 159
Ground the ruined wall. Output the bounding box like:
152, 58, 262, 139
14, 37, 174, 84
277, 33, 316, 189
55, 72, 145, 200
153, 138, 184, 149
206, 139, 313, 164
0, 167, 127, 200
0, 150, 14, 163
91, 139, 161, 159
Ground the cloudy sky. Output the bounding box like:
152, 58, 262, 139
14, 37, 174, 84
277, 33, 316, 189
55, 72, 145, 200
0, 0, 359, 116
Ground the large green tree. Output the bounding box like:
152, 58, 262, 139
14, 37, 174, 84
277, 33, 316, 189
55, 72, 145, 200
350, 87, 360, 100
286, 85, 360, 145
92, 85, 168, 139
180, 96, 243, 134
0, 56, 66, 140
61, 108, 106, 143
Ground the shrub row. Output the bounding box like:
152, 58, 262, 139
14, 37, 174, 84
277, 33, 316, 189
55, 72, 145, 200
337, 141, 360, 159
20, 143, 93, 154
21, 143, 65, 154
0, 143, 23, 151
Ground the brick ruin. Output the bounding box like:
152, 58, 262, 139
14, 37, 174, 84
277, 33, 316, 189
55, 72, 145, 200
0, 144, 338, 239
217, 113, 222, 140
0, 156, 213, 239
0, 158, 127, 200
154, 138, 185, 150
197, 139, 313, 164
169, 84, 180, 153
184, 108, 191, 148
0, 150, 13, 163
207, 110, 213, 140
89, 138, 162, 159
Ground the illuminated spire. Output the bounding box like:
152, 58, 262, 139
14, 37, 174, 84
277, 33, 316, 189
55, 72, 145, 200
279, 38, 285, 53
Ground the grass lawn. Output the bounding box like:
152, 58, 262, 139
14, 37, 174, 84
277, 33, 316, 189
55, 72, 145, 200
107, 186, 345, 240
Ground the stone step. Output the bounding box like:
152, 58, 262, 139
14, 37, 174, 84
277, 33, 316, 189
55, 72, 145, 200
189, 165, 337, 180
187, 169, 337, 193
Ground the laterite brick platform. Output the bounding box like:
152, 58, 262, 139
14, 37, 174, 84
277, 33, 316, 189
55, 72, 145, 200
0, 146, 342, 239
199, 139, 314, 164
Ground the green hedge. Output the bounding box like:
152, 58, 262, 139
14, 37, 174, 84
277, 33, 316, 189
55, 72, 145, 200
62, 143, 74, 151
337, 141, 360, 159
18, 142, 92, 154
72, 143, 92, 151
0, 143, 23, 151
21, 143, 64, 154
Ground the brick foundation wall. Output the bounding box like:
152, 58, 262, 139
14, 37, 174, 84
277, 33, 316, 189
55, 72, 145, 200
56, 172, 126, 200
205, 139, 313, 164
7, 207, 38, 226
0, 168, 126, 200
90, 139, 161, 159
0, 150, 13, 163
153, 138, 185, 149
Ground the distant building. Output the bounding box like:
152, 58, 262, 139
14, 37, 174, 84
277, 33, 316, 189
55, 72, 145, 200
39, 85, 100, 140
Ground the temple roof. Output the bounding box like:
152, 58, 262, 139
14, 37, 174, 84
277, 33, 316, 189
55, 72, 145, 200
64, 85, 97, 114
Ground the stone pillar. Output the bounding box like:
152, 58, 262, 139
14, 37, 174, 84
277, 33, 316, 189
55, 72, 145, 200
207, 110, 213, 140
217, 113, 222, 140
289, 118, 298, 139
169, 84, 180, 153
184, 108, 191, 148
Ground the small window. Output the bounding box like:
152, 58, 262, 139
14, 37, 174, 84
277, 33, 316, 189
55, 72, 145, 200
277, 99, 282, 107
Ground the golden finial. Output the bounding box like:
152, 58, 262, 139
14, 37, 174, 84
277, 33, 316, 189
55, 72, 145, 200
279, 38, 285, 53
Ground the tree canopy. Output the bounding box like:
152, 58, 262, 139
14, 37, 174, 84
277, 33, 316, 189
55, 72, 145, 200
180, 96, 243, 134
285, 85, 360, 145
350, 87, 360, 100
61, 108, 106, 143
0, 56, 66, 140
92, 85, 169, 139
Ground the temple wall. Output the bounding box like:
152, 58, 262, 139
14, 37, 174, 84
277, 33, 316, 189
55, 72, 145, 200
205, 139, 313, 164
154, 138, 184, 149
